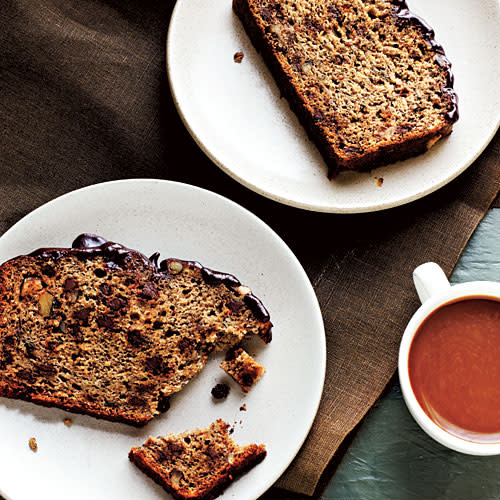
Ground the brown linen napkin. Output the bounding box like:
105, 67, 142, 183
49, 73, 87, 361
0, 1, 499, 498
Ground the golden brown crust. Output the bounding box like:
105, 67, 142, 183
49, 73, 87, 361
129, 419, 267, 500
233, 0, 458, 176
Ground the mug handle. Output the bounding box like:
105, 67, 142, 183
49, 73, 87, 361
413, 262, 451, 304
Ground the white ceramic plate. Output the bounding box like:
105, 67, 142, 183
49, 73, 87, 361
167, 0, 500, 213
0, 179, 326, 500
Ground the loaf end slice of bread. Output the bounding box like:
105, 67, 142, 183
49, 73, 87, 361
233, 0, 458, 176
129, 419, 266, 500
0, 235, 271, 426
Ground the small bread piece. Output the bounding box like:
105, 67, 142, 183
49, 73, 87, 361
220, 347, 265, 392
129, 419, 266, 500
233, 0, 458, 175
0, 235, 271, 426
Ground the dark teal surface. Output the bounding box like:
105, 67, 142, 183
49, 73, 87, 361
323, 209, 500, 500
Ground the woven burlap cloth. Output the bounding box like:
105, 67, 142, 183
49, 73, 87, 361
0, 1, 499, 498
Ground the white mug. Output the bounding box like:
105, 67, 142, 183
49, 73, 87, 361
398, 262, 500, 455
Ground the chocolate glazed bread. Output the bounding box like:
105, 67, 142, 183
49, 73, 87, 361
0, 235, 271, 426
233, 0, 459, 176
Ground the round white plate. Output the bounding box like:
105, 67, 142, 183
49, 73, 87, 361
167, 0, 500, 213
0, 179, 325, 500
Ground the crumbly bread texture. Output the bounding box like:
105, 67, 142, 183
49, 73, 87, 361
220, 347, 265, 392
0, 235, 271, 426
233, 0, 458, 175
129, 419, 266, 500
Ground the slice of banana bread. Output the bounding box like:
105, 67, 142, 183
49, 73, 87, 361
233, 0, 458, 176
129, 419, 266, 500
0, 235, 271, 426
220, 347, 265, 392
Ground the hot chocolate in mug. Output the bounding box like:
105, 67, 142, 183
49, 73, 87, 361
399, 262, 500, 455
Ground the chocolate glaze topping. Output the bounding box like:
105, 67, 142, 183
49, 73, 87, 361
27, 233, 151, 270
26, 234, 271, 323
72, 233, 108, 249
159, 257, 271, 323
392, 0, 458, 122
149, 252, 161, 268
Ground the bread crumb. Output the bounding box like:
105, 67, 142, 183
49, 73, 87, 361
375, 177, 384, 187
220, 347, 265, 392
233, 51, 244, 63
64, 418, 73, 427
29, 437, 38, 452
240, 404, 247, 411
